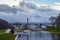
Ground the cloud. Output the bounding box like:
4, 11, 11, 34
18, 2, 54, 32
0, 0, 23, 6
50, 2, 60, 10
0, 4, 17, 13
50, 5, 60, 10
0, 1, 60, 23
54, 2, 60, 5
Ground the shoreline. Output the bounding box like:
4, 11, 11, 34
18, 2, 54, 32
15, 34, 18, 40
46, 31, 60, 34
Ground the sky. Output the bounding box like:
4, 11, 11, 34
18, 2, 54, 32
0, 0, 60, 23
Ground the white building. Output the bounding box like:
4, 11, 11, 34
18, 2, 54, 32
12, 23, 40, 30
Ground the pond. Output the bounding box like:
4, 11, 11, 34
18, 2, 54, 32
17, 31, 60, 40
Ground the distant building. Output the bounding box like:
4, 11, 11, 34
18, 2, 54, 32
41, 25, 47, 30
11, 23, 41, 30
11, 22, 22, 30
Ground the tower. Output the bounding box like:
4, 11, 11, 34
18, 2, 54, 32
27, 18, 28, 24
27, 18, 29, 30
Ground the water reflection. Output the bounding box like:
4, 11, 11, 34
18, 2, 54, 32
17, 31, 60, 40
51, 33, 60, 40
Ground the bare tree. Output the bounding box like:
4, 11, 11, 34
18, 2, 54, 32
49, 16, 56, 27
56, 14, 60, 27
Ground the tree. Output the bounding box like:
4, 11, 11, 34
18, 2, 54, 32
56, 14, 60, 27
49, 16, 56, 27
0, 19, 9, 29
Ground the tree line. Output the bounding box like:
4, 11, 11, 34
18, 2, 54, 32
49, 14, 60, 27
0, 19, 14, 30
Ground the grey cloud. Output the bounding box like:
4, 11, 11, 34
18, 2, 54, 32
38, 8, 54, 12
19, 1, 37, 9
0, 1, 60, 23
26, 3, 37, 9
0, 4, 17, 13
0, 1, 58, 14
19, 1, 58, 12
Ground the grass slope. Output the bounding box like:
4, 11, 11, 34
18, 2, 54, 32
0, 33, 16, 40
47, 27, 60, 32
0, 30, 5, 33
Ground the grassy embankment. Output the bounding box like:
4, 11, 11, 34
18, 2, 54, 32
47, 27, 60, 33
0, 33, 16, 40
0, 30, 16, 40
0, 30, 6, 33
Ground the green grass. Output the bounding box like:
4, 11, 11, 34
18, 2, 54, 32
47, 27, 60, 32
0, 33, 16, 40
0, 30, 6, 33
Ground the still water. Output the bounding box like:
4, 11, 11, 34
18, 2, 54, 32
17, 31, 60, 40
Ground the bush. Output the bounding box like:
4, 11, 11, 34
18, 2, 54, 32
10, 30, 14, 34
